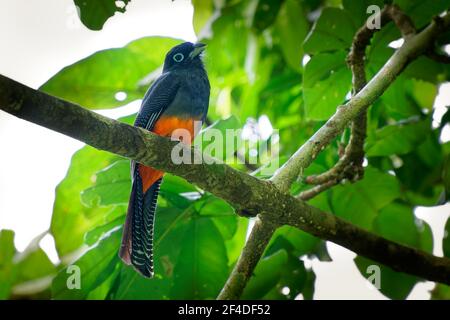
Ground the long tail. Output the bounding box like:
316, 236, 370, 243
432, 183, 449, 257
120, 163, 163, 278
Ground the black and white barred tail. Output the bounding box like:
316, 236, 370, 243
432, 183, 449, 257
119, 168, 162, 278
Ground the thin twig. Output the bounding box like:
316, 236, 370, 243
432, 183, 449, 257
302, 4, 417, 196
427, 49, 450, 64
1, 10, 449, 300
217, 218, 276, 300
298, 179, 338, 201
303, 6, 391, 189
386, 4, 416, 39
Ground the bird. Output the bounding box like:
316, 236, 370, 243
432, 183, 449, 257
119, 42, 210, 278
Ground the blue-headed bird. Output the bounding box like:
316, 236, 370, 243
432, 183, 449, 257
119, 42, 210, 278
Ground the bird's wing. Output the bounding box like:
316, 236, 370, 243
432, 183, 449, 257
121, 72, 180, 277
131, 72, 180, 177
134, 71, 180, 130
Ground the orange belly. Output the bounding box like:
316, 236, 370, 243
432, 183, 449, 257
139, 116, 195, 193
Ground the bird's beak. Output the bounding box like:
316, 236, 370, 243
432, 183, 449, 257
189, 43, 206, 59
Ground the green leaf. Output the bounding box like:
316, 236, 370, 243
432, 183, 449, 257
307, 190, 332, 213
301, 269, 316, 300
197, 196, 237, 240
224, 217, 249, 266
91, 173, 244, 300
159, 189, 193, 210
342, 0, 385, 28
192, 0, 215, 35
367, 24, 399, 72
303, 7, 356, 54
404, 57, 448, 84
112, 206, 191, 299
303, 51, 351, 120
436, 203, 450, 293
395, 147, 443, 200
111, 264, 172, 300
110, 193, 241, 300
84, 214, 125, 246
51, 145, 120, 256
170, 217, 228, 299
205, 114, 242, 133
51, 228, 122, 299
431, 284, 450, 300
394, 0, 450, 29
204, 7, 249, 78
409, 79, 437, 110
355, 256, 418, 300
81, 160, 131, 207
15, 248, 56, 285
418, 219, 434, 254
379, 76, 424, 119
0, 230, 16, 299
104, 204, 127, 223
443, 155, 450, 203
262, 254, 307, 300
330, 167, 401, 229
160, 173, 198, 195
73, 0, 130, 31
303, 51, 348, 87
86, 261, 121, 300
40, 37, 181, 109
365, 118, 431, 157
374, 203, 431, 249
274, 0, 309, 72
253, 0, 285, 32
444, 218, 450, 258
0, 230, 15, 267
195, 115, 242, 163
355, 203, 433, 299
269, 226, 320, 257
0, 232, 56, 299
241, 250, 288, 299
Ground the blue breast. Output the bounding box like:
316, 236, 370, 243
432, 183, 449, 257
164, 68, 210, 120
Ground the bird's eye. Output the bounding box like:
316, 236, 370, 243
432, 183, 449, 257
173, 53, 184, 62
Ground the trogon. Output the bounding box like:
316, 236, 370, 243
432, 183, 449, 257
119, 42, 210, 278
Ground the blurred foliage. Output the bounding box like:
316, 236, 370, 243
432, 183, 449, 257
40, 37, 181, 109
0, 230, 56, 299
73, 0, 130, 30
432, 217, 450, 299
2, 0, 450, 300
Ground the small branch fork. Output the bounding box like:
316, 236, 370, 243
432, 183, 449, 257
426, 15, 450, 64
221, 5, 448, 300
0, 6, 449, 301
299, 4, 417, 200
427, 48, 450, 64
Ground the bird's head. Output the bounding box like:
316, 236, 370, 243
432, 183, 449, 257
163, 42, 206, 72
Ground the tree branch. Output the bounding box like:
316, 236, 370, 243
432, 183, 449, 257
427, 49, 450, 64
386, 4, 416, 39
303, 5, 393, 191
1, 67, 450, 293
215, 10, 449, 299
269, 9, 449, 192
298, 179, 338, 201
301, 4, 419, 198
217, 217, 276, 300
0, 10, 449, 299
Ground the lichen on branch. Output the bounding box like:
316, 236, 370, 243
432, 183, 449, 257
0, 9, 449, 300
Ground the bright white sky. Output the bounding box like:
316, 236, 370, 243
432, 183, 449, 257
0, 0, 449, 300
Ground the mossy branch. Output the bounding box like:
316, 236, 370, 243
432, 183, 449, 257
269, 9, 449, 192
0, 10, 449, 300
301, 4, 412, 197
